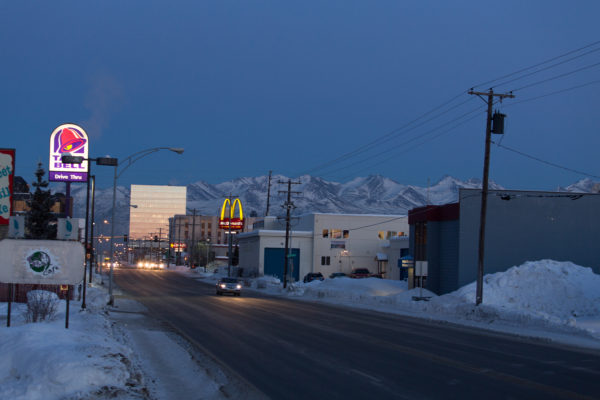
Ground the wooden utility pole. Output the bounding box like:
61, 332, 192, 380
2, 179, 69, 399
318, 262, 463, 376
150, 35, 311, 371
189, 208, 197, 268
278, 179, 301, 288
265, 170, 273, 216
469, 89, 514, 306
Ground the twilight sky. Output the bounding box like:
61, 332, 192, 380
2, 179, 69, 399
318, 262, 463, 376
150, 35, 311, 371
1, 1, 599, 191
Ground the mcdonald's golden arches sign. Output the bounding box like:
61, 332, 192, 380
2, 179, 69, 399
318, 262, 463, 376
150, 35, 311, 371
219, 198, 244, 231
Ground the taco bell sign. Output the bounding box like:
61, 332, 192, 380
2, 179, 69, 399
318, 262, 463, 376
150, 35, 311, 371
49, 123, 89, 183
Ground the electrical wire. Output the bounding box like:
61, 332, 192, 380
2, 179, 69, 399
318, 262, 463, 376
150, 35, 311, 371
510, 60, 600, 92
504, 79, 600, 107
492, 141, 600, 180
297, 91, 470, 176
472, 39, 600, 89
491, 47, 600, 90
323, 105, 487, 180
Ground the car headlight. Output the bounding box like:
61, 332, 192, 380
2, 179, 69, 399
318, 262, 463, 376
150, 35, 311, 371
236, 284, 242, 289
219, 284, 226, 289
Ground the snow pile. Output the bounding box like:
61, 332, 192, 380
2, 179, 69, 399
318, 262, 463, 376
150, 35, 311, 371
266, 260, 600, 344
443, 260, 600, 319
291, 277, 411, 306
0, 296, 136, 400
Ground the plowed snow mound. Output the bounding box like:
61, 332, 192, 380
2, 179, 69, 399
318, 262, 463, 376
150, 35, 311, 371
446, 260, 600, 319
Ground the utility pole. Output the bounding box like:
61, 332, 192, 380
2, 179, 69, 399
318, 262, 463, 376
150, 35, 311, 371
469, 88, 514, 306
189, 208, 197, 268
278, 179, 301, 288
177, 216, 182, 265
157, 227, 162, 263
265, 170, 273, 216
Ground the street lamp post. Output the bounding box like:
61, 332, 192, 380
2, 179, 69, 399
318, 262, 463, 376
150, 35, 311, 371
107, 147, 184, 306
205, 237, 211, 271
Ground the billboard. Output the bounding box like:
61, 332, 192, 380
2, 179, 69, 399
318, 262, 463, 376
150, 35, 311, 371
0, 239, 85, 285
219, 198, 244, 231
49, 124, 89, 182
0, 148, 15, 225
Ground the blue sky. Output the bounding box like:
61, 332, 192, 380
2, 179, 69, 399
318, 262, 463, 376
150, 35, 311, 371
1, 1, 599, 191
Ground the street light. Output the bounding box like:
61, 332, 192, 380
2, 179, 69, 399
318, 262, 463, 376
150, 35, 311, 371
61, 153, 116, 310
108, 147, 184, 306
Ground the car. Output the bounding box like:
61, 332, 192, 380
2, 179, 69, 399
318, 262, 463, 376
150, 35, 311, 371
303, 272, 324, 283
216, 277, 242, 296
329, 272, 347, 279
349, 268, 379, 278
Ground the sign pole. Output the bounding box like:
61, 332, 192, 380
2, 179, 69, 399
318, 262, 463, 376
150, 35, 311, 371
65, 286, 70, 329
6, 283, 12, 327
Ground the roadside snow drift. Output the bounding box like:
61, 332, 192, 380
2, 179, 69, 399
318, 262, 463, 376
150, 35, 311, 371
443, 260, 600, 319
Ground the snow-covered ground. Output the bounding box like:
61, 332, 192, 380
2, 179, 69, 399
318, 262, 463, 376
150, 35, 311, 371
1, 259, 599, 399
0, 278, 256, 400
186, 260, 600, 349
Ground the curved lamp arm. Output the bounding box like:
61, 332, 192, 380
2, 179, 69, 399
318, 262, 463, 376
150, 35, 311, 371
116, 147, 184, 180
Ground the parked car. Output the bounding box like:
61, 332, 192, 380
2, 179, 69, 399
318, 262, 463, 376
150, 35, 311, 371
303, 272, 325, 283
349, 268, 381, 278
329, 272, 347, 279
216, 277, 242, 296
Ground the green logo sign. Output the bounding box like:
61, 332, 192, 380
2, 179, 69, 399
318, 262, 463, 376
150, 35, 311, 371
27, 250, 59, 276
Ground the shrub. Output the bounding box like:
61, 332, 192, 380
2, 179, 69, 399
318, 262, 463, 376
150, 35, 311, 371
26, 290, 59, 322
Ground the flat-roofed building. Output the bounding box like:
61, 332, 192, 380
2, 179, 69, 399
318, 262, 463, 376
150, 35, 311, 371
129, 185, 186, 241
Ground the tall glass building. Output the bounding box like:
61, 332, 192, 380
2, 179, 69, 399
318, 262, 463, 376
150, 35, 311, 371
129, 185, 187, 240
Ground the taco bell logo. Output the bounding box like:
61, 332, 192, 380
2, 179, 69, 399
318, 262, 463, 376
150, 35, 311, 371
49, 124, 89, 183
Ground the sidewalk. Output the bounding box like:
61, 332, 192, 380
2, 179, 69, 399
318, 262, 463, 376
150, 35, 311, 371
107, 290, 266, 400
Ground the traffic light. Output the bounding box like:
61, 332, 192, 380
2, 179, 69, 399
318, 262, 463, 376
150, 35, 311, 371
154, 235, 158, 242
123, 234, 128, 242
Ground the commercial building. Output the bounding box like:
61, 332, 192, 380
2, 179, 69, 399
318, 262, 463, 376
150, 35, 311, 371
128, 185, 187, 241
237, 213, 409, 281
408, 188, 600, 295
169, 214, 258, 266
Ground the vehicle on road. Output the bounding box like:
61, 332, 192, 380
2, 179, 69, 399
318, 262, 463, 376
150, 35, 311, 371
303, 272, 325, 283
216, 277, 242, 296
329, 272, 347, 279
349, 268, 381, 278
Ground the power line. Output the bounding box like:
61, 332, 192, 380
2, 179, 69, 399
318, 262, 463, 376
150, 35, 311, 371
504, 79, 600, 107
491, 47, 600, 90
492, 141, 600, 180
298, 91, 470, 176
511, 60, 600, 92
320, 104, 486, 179
472, 39, 600, 89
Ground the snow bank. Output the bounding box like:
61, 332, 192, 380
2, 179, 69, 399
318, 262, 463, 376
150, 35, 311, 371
0, 296, 133, 400
432, 260, 600, 321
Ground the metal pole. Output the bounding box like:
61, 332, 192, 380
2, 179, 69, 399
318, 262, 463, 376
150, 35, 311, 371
81, 164, 91, 310
227, 195, 232, 277
89, 175, 96, 283
108, 164, 117, 306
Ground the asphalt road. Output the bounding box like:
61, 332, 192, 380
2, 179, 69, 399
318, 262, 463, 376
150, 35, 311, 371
114, 268, 600, 400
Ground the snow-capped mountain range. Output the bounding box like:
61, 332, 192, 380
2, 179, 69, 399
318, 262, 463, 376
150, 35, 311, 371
61, 175, 598, 237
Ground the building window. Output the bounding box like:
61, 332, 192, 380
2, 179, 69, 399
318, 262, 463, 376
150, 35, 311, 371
378, 231, 385, 240
343, 230, 349, 238
386, 231, 397, 239
321, 256, 331, 265
331, 229, 341, 239
322, 229, 329, 238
